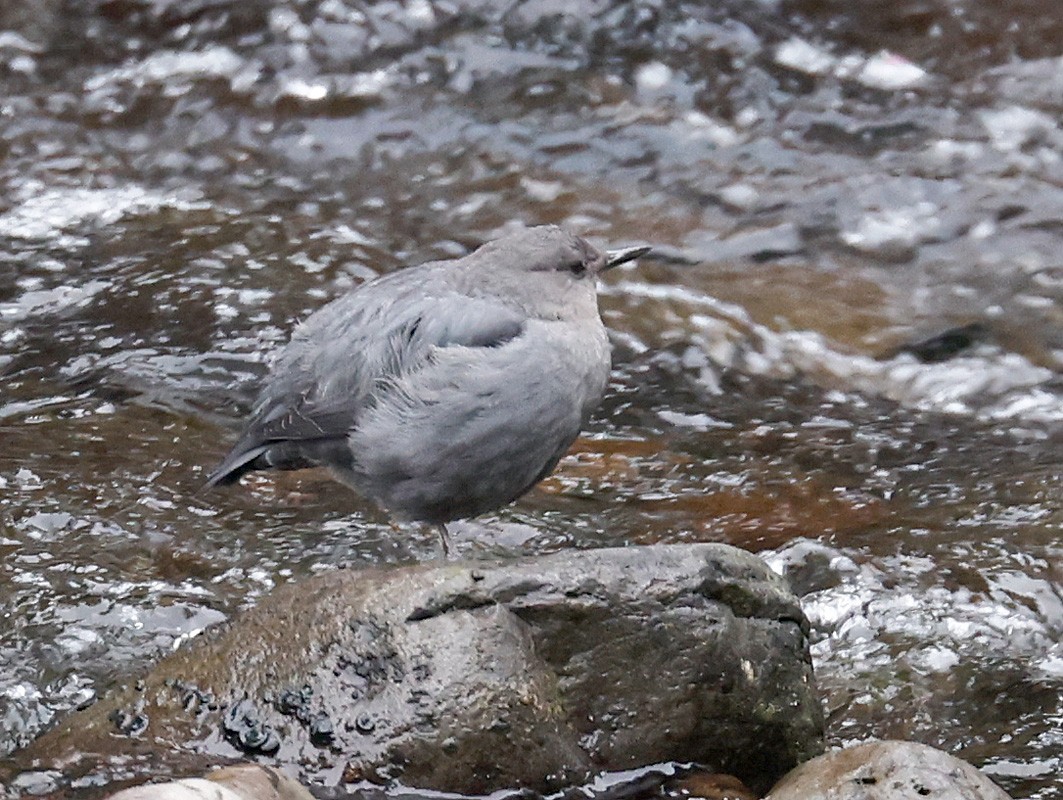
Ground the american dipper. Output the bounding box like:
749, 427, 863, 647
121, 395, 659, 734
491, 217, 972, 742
205, 225, 650, 552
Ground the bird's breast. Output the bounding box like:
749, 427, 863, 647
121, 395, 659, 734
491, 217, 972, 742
345, 315, 611, 523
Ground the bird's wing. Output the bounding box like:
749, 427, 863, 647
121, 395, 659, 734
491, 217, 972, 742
205, 276, 526, 485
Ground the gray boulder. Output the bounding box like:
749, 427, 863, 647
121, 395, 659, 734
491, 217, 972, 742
8, 544, 823, 796
766, 740, 1012, 800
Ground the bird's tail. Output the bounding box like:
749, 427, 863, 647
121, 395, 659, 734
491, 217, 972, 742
202, 438, 354, 492
201, 446, 268, 492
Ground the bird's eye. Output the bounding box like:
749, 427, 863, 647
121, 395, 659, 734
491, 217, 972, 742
566, 260, 587, 276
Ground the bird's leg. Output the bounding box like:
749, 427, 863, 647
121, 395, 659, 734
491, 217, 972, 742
436, 523, 453, 559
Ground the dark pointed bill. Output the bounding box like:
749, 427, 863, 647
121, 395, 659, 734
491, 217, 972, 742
603, 245, 652, 271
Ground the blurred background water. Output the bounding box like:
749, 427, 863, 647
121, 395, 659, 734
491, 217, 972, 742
0, 0, 1060, 797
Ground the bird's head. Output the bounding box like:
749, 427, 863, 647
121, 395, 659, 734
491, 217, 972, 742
478, 225, 650, 280
459, 225, 650, 321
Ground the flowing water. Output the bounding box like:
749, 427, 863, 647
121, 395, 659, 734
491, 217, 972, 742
0, 1, 1060, 797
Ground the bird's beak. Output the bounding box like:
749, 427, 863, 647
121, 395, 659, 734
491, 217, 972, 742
603, 245, 651, 271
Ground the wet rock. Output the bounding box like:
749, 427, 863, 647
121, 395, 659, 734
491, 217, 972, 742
667, 770, 758, 800
106, 778, 244, 800
765, 539, 860, 597
889, 323, 990, 364
108, 708, 150, 737
106, 764, 313, 800
7, 544, 823, 796
765, 740, 1011, 800
206, 764, 314, 800
8, 769, 63, 795
221, 697, 281, 755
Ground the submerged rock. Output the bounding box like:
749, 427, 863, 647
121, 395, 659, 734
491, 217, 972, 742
766, 740, 1011, 800
7, 544, 823, 795
888, 323, 991, 364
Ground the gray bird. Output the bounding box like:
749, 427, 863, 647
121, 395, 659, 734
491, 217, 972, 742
205, 225, 650, 552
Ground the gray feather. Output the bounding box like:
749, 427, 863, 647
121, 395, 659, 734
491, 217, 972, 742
205, 272, 527, 487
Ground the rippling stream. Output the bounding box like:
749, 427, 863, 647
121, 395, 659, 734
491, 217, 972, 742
1, 1, 1060, 798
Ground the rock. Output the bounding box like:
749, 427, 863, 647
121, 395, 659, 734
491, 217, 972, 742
765, 740, 1012, 800
106, 764, 313, 800
888, 323, 990, 364
668, 770, 758, 800
765, 539, 860, 597
107, 778, 245, 800
6, 544, 823, 796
